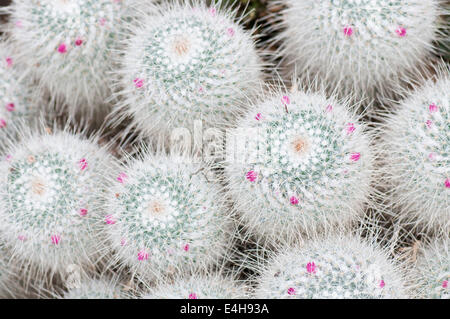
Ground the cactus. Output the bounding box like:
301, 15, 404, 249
0, 41, 38, 133
142, 273, 248, 299
409, 238, 449, 299
271, 0, 445, 102
103, 151, 233, 282
224, 88, 373, 242
114, 0, 263, 139
3, 0, 127, 117
253, 235, 407, 299
0, 126, 117, 284
62, 278, 126, 299
377, 64, 449, 233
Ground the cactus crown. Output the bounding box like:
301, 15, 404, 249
254, 235, 407, 299
104, 152, 232, 280
225, 88, 373, 240
115, 0, 262, 136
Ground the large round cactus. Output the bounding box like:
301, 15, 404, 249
142, 273, 248, 299
103, 152, 233, 282
378, 64, 449, 233
4, 0, 126, 116
224, 88, 373, 242
0, 127, 117, 282
254, 235, 407, 299
114, 1, 263, 139
409, 238, 449, 299
272, 0, 444, 102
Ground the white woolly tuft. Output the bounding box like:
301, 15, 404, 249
269, 0, 446, 103
62, 277, 127, 299
111, 0, 264, 141
102, 148, 235, 283
252, 234, 408, 299
376, 63, 449, 234
2, 0, 128, 118
223, 85, 374, 243
0, 123, 119, 288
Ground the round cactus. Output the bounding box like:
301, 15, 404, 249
142, 273, 248, 299
4, 0, 126, 116
410, 238, 449, 299
378, 64, 449, 233
0, 127, 117, 282
272, 0, 444, 102
62, 278, 125, 299
224, 88, 373, 242
114, 1, 263, 138
103, 152, 233, 282
0, 41, 38, 133
254, 235, 407, 299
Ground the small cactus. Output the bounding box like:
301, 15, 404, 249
142, 273, 248, 299
272, 0, 445, 102
114, 0, 263, 138
224, 88, 373, 242
0, 41, 38, 133
4, 0, 126, 116
409, 238, 449, 299
0, 126, 117, 283
103, 151, 233, 282
377, 64, 449, 233
254, 235, 408, 299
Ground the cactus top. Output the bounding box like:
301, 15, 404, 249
0, 131, 114, 273
255, 236, 407, 299
225, 90, 372, 239
105, 155, 231, 279
119, 3, 261, 134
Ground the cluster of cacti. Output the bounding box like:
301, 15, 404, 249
0, 0, 447, 301
224, 88, 373, 242
271, 0, 445, 104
